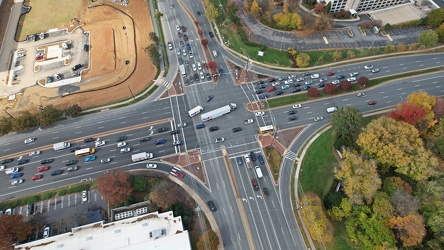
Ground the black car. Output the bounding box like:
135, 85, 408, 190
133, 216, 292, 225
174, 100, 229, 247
65, 160, 78, 166
183, 34, 188, 41
206, 73, 211, 80
236, 157, 243, 166
139, 137, 150, 142
27, 204, 34, 215
250, 152, 257, 162
291, 88, 301, 93
263, 187, 270, 197
170, 129, 180, 135
274, 90, 283, 96
207, 200, 217, 212
255, 89, 263, 94
206, 95, 213, 102
178, 58, 183, 65
16, 159, 29, 165
218, 68, 223, 74
69, 147, 81, 153
194, 73, 199, 81
232, 127, 242, 132
84, 138, 95, 143
157, 127, 168, 133
40, 159, 54, 164
51, 170, 63, 176
209, 32, 214, 38
0, 159, 13, 164
116, 136, 127, 142
84, 44, 89, 52
72, 64, 83, 71
293, 83, 301, 87
209, 126, 219, 132
259, 85, 267, 89
197, 11, 202, 16
288, 116, 297, 121
288, 110, 296, 115
302, 72, 311, 77
318, 83, 325, 88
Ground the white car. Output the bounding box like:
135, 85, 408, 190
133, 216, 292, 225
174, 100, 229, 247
177, 123, 187, 128
347, 77, 356, 82
215, 137, 225, 143
212, 50, 218, 57
310, 74, 319, 79
244, 119, 254, 124
192, 64, 197, 71
176, 24, 180, 31
332, 80, 340, 85
284, 79, 293, 84
43, 227, 50, 238
11, 179, 24, 185
95, 141, 106, 147
117, 142, 126, 148
200, 72, 204, 79
314, 116, 324, 122
101, 158, 111, 163
292, 104, 302, 109
255, 111, 265, 117
271, 82, 280, 87
82, 190, 88, 202
197, 62, 202, 70
244, 155, 251, 167
189, 52, 194, 58
364, 65, 374, 70
29, 151, 41, 156
357, 92, 365, 97
146, 163, 157, 169
120, 148, 131, 153
17, 53, 26, 57
349, 72, 359, 77
24, 137, 35, 144
0, 166, 5, 171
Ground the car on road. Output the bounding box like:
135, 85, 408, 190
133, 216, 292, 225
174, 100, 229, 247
302, 72, 311, 77
157, 127, 168, 133
177, 123, 187, 128
178, 58, 183, 65
67, 166, 79, 172
244, 119, 253, 125
288, 110, 296, 115
209, 126, 219, 132
304, 80, 313, 85
215, 137, 225, 143
255, 111, 265, 117
250, 152, 257, 162
257, 154, 265, 165
244, 155, 251, 167
357, 92, 365, 97
209, 32, 214, 38
186, 44, 191, 51
319, 78, 328, 83
51, 170, 63, 176
101, 158, 111, 163
146, 163, 157, 169
364, 65, 374, 70
258, 94, 269, 99
43, 226, 50, 238
314, 116, 324, 122
84, 156, 96, 162
167, 42, 173, 50
192, 63, 196, 71
326, 71, 335, 76
82, 190, 88, 202
16, 159, 29, 165
117, 142, 127, 148
171, 169, 185, 178
337, 75, 345, 79
173, 140, 183, 146
368, 100, 377, 105
24, 137, 35, 144
29, 151, 41, 156
10, 173, 23, 179
183, 34, 189, 41
206, 95, 213, 102
139, 137, 150, 142
251, 178, 259, 190
116, 136, 127, 142
291, 88, 301, 93
181, 26, 186, 32
11, 179, 24, 185
38, 166, 50, 172
349, 72, 359, 77
371, 68, 380, 73
65, 160, 78, 166
177, 31, 182, 38
292, 104, 302, 109
155, 139, 166, 145
212, 50, 218, 57
347, 77, 356, 82
9, 167, 20, 173
31, 174, 43, 181
288, 116, 297, 121
84, 138, 95, 143
232, 127, 242, 132
175, 24, 180, 31
170, 129, 180, 135
0, 159, 13, 164
207, 201, 217, 212
263, 187, 270, 197
176, 48, 180, 55
120, 148, 131, 153
332, 80, 340, 85
40, 159, 54, 164
95, 141, 106, 147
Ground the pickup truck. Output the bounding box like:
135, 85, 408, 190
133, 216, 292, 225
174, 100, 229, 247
244, 119, 253, 125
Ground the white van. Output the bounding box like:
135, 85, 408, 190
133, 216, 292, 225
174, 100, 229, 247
327, 107, 337, 113
255, 166, 263, 178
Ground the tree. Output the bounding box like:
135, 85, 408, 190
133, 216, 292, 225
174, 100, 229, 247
357, 76, 369, 88
149, 180, 182, 209
197, 29, 204, 36
314, 2, 325, 13
426, 8, 444, 28
296, 53, 310, 67
384, 44, 395, 53
382, 176, 412, 195
0, 214, 33, 248
419, 30, 439, 48
314, 14, 332, 31
301, 193, 334, 243
416, 178, 444, 242
327, 198, 352, 221
346, 206, 397, 249
432, 97, 444, 120
331, 50, 343, 61
331, 106, 362, 140
208, 61, 217, 70
436, 23, 444, 42
36, 106, 63, 127
201, 39, 208, 46
307, 88, 319, 97
273, 13, 303, 30
205, 3, 219, 22
11, 111, 38, 131
65, 104, 82, 117
154, 11, 163, 19
356, 116, 439, 181
335, 150, 381, 205
387, 213, 426, 247
397, 42, 406, 52
196, 229, 220, 250
407, 91, 437, 131
389, 190, 421, 217
390, 102, 427, 126
250, 0, 261, 16
148, 32, 159, 45
339, 80, 351, 91
226, 2, 240, 23
96, 170, 133, 205
132, 175, 147, 192
372, 192, 394, 219
323, 83, 337, 95
0, 117, 12, 135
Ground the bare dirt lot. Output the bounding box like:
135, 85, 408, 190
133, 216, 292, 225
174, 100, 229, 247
1, 0, 156, 116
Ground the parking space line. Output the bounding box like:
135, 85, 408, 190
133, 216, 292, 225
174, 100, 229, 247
47, 200, 50, 213
61, 196, 64, 209
54, 198, 57, 210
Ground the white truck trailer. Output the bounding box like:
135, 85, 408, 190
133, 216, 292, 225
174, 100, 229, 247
131, 152, 153, 162
53, 142, 71, 151
179, 65, 186, 76
200, 103, 237, 122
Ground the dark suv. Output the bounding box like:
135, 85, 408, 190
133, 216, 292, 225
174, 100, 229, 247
232, 127, 242, 132
157, 127, 168, 133
84, 138, 95, 143
51, 170, 63, 176
40, 159, 54, 164
16, 159, 29, 165
27, 204, 34, 215
139, 137, 150, 142
0, 159, 13, 164
116, 136, 127, 142
207, 201, 217, 212
250, 152, 257, 162
170, 130, 180, 135
209, 126, 219, 132
65, 160, 78, 166
71, 64, 83, 71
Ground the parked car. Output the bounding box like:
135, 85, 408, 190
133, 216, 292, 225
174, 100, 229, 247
258, 94, 269, 99
337, 75, 345, 79
215, 137, 225, 143
255, 111, 265, 117
291, 88, 301, 93
82, 190, 88, 202
257, 154, 265, 165
232, 127, 242, 132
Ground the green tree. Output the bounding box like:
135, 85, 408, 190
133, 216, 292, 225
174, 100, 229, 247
426, 8, 444, 28
331, 50, 343, 61
11, 111, 37, 131
168, 203, 194, 230
36, 106, 63, 127
331, 106, 362, 141
205, 2, 219, 22
301, 193, 334, 243
356, 116, 439, 181
226, 2, 240, 23
436, 23, 444, 42
65, 104, 82, 117
196, 229, 220, 250
327, 198, 352, 221
132, 175, 148, 192
296, 53, 310, 67
384, 44, 395, 53
0, 214, 33, 248
250, 0, 261, 16
148, 32, 159, 45
418, 30, 439, 48
372, 192, 394, 219
273, 13, 303, 29
0, 117, 12, 135
346, 206, 397, 249
335, 150, 381, 205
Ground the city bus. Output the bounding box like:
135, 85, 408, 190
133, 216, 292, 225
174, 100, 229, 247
74, 148, 96, 157
258, 125, 275, 134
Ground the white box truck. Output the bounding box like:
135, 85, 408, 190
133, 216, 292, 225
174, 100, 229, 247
53, 142, 71, 151
255, 166, 263, 179
179, 65, 186, 76
131, 152, 153, 162
188, 105, 204, 117
200, 103, 237, 122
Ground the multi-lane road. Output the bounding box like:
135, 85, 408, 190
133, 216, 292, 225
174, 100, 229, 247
1, 0, 444, 249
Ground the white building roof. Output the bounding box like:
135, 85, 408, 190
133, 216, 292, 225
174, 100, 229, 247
15, 211, 191, 250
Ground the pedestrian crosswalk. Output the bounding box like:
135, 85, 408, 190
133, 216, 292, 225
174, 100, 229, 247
284, 150, 297, 161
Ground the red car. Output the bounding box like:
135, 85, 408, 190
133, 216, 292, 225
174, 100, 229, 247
31, 174, 43, 181
171, 170, 185, 179
326, 71, 335, 76
36, 55, 44, 61
251, 178, 259, 190
267, 87, 276, 92
38, 166, 50, 172
368, 100, 377, 105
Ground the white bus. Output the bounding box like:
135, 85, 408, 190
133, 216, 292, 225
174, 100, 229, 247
258, 125, 275, 134
188, 105, 203, 117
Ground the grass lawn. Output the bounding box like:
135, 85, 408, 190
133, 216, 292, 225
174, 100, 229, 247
329, 221, 355, 250
264, 146, 282, 182
299, 129, 337, 199
18, 0, 82, 40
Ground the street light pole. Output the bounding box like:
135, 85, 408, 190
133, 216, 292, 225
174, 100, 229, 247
127, 84, 136, 101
